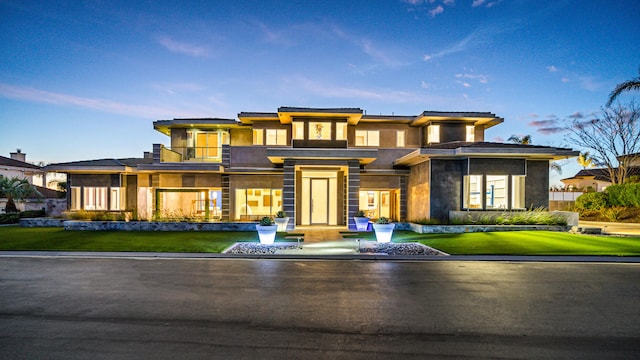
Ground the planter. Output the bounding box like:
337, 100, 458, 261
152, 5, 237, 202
256, 224, 278, 244
353, 216, 370, 231
372, 223, 395, 243
274, 217, 289, 232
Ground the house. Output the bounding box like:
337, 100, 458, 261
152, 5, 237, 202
561, 167, 640, 192
0, 149, 44, 184
46, 107, 578, 228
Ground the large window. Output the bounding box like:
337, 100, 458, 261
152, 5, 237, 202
266, 129, 287, 145
463, 175, 525, 210
427, 124, 440, 144
355, 130, 380, 146
83, 187, 108, 210
235, 188, 282, 220
463, 175, 483, 209
186, 130, 228, 160
309, 122, 331, 140
358, 190, 397, 220
466, 125, 475, 142
486, 175, 508, 209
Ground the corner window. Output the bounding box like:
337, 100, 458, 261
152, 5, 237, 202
355, 130, 380, 146
428, 125, 440, 144
266, 129, 287, 145
466, 125, 475, 142
397, 130, 405, 147
252, 129, 263, 145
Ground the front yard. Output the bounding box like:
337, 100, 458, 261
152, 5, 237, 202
1, 226, 639, 256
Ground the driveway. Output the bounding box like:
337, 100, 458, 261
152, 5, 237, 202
1, 257, 639, 359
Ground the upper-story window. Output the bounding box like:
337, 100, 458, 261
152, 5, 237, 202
188, 130, 228, 159
253, 129, 263, 145
466, 125, 475, 142
309, 122, 331, 140
292, 122, 304, 140
397, 130, 405, 147
336, 123, 347, 140
427, 125, 440, 144
266, 129, 287, 145
355, 130, 380, 146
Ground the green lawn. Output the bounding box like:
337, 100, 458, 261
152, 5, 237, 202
1, 227, 639, 256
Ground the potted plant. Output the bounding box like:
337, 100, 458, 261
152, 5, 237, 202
353, 210, 370, 231
372, 217, 394, 243
256, 216, 277, 245
274, 210, 289, 232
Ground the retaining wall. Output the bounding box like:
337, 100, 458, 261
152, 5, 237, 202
63, 221, 258, 231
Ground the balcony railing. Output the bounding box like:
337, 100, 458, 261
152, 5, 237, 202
160, 146, 223, 163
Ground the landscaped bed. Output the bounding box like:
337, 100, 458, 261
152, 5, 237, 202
1, 226, 639, 256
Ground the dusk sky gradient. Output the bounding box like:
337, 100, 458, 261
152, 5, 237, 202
1, 0, 638, 184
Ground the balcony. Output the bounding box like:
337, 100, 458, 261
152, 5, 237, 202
158, 145, 223, 163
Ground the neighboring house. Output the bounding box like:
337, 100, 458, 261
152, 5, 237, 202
46, 107, 578, 227
0, 149, 44, 184
561, 166, 640, 192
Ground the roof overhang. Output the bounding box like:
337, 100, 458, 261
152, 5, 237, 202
411, 112, 504, 128
43, 165, 134, 173
136, 164, 223, 172
153, 118, 241, 135
266, 148, 377, 165
394, 147, 580, 166
276, 107, 364, 125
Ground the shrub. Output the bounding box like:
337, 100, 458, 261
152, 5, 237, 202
259, 216, 274, 226
63, 210, 129, 221
601, 206, 625, 222
410, 218, 441, 225
575, 192, 608, 211
355, 210, 366, 217
376, 217, 390, 224
275, 210, 287, 218
605, 183, 640, 207
0, 213, 20, 224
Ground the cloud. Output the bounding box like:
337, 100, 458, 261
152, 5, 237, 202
0, 83, 193, 119
473, 0, 502, 7
567, 112, 584, 119
537, 127, 566, 135
529, 119, 558, 127
288, 76, 425, 103
472, 0, 485, 6
421, 81, 430, 89
331, 26, 404, 67
423, 23, 513, 60
547, 65, 558, 72
157, 36, 210, 57
429, 5, 444, 17
455, 73, 489, 83
150, 82, 205, 95
443, 0, 455, 5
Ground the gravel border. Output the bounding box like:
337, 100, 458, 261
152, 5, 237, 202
224, 241, 448, 256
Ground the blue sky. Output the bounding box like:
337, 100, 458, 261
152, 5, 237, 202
1, 0, 638, 184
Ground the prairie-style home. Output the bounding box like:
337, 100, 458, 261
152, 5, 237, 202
47, 107, 578, 229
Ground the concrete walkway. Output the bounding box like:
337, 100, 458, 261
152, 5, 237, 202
579, 220, 640, 236
278, 226, 361, 255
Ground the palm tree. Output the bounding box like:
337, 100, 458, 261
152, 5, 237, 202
576, 151, 595, 169
0, 175, 41, 213
607, 67, 640, 107
507, 134, 532, 145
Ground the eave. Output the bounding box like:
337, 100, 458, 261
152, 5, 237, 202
394, 146, 580, 166
153, 118, 241, 136
266, 148, 377, 165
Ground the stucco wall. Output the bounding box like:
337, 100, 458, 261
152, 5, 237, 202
429, 159, 464, 221
69, 174, 120, 187
367, 148, 416, 169
407, 160, 430, 221
526, 160, 550, 209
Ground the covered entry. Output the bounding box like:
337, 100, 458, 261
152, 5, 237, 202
296, 167, 346, 226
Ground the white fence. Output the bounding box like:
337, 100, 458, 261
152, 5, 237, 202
549, 192, 582, 201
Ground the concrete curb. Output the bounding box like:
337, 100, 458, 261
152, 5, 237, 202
1, 251, 639, 263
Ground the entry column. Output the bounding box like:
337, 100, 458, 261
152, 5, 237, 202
283, 159, 296, 231
347, 160, 360, 230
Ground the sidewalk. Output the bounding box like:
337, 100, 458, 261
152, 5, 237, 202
579, 221, 640, 236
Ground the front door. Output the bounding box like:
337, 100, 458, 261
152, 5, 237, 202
310, 178, 329, 224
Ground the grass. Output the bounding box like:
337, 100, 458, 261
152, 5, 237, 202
1, 227, 640, 256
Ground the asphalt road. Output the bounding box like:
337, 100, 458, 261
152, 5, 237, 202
1, 257, 639, 359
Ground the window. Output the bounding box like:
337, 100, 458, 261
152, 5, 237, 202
266, 129, 287, 145
359, 190, 395, 220
463, 175, 483, 209
71, 187, 81, 210
83, 187, 107, 210
466, 125, 475, 142
428, 125, 440, 143
110, 188, 121, 211
512, 176, 526, 209
396, 130, 405, 147
486, 175, 508, 209
355, 130, 380, 146
336, 123, 347, 140
235, 188, 282, 220
292, 122, 304, 140
195, 131, 219, 158
252, 129, 263, 145
309, 122, 331, 140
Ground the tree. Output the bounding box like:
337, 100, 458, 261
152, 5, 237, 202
564, 101, 640, 184
607, 67, 640, 107
507, 134, 532, 145
577, 151, 595, 169
0, 175, 41, 213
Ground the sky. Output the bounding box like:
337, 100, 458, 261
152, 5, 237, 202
1, 0, 638, 185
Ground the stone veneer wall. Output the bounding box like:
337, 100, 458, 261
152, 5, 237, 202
63, 221, 258, 231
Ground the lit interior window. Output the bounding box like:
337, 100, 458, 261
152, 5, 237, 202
466, 125, 475, 142
292, 122, 304, 140
266, 129, 287, 145
428, 125, 440, 143
253, 129, 263, 145
486, 175, 508, 209
463, 175, 482, 209
512, 176, 526, 209
308, 122, 331, 140
336, 123, 347, 140
355, 130, 380, 146
397, 130, 405, 147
